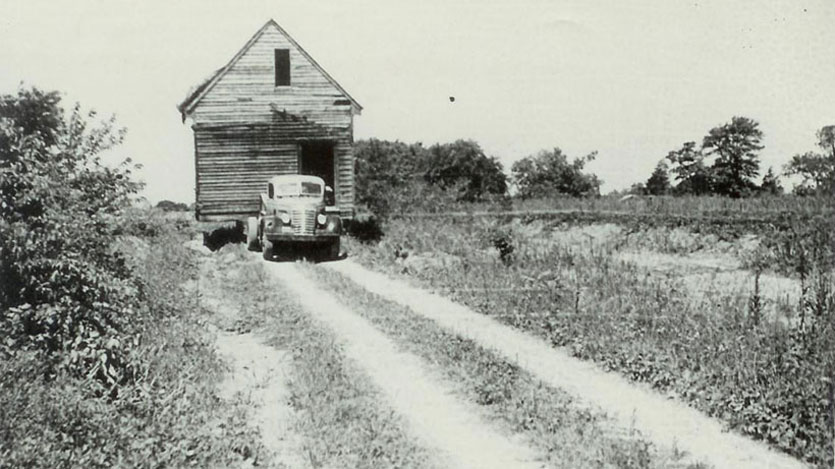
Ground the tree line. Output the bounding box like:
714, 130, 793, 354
634, 117, 835, 198
355, 116, 834, 217
354, 139, 602, 218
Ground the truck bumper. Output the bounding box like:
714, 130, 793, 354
265, 233, 339, 243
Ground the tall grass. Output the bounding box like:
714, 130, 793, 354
387, 195, 834, 227
209, 254, 438, 469
347, 214, 834, 467
0, 212, 267, 468
307, 265, 703, 469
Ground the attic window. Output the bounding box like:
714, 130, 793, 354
275, 49, 290, 86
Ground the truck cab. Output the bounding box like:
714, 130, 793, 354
248, 174, 342, 260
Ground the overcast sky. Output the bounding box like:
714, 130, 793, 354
2, 0, 833, 202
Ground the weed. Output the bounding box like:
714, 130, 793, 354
306, 264, 698, 469
214, 256, 437, 469
345, 213, 834, 467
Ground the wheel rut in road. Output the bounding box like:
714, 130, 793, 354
264, 260, 545, 469
216, 331, 309, 468
324, 259, 809, 469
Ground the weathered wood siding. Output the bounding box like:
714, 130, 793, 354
185, 22, 357, 221
190, 26, 354, 127
194, 123, 354, 220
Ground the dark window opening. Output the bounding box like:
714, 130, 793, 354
275, 49, 290, 86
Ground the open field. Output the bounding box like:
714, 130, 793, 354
3, 199, 830, 468
182, 194, 830, 468
344, 200, 834, 467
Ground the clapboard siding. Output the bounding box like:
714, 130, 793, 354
180, 20, 359, 222
194, 127, 295, 216
193, 125, 354, 219
190, 26, 353, 127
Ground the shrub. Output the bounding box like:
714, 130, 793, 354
1, 87, 263, 466
155, 199, 189, 212
354, 138, 508, 219
1, 87, 142, 388
349, 214, 835, 466
422, 140, 508, 202
346, 214, 385, 243
511, 147, 601, 199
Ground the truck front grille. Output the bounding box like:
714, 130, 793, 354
291, 209, 315, 235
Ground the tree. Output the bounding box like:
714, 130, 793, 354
783, 125, 835, 196
156, 200, 189, 211
354, 138, 426, 217
702, 116, 763, 197
818, 125, 835, 157
422, 140, 507, 202
645, 160, 670, 195
511, 147, 601, 199
628, 183, 647, 195
759, 167, 783, 195
665, 141, 713, 195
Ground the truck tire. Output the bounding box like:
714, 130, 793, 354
262, 239, 274, 261
246, 217, 259, 251
327, 238, 340, 260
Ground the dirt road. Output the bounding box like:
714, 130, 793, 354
313, 258, 807, 469
211, 250, 810, 469
266, 261, 545, 469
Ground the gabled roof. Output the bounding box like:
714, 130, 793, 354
177, 19, 362, 119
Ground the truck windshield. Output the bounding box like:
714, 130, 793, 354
274, 181, 322, 198
301, 182, 322, 196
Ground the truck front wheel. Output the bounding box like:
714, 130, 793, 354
262, 239, 274, 260
327, 238, 340, 260
246, 217, 259, 251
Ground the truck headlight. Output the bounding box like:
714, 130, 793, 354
279, 212, 291, 224
316, 214, 327, 225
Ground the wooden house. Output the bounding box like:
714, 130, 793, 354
178, 19, 362, 222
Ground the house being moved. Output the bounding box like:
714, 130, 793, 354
178, 19, 362, 222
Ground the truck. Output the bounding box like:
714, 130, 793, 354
177, 19, 362, 257
249, 174, 342, 259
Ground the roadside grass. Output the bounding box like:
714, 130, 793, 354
214, 253, 438, 469
344, 215, 834, 467
1, 213, 267, 468
304, 263, 704, 469
391, 194, 834, 219
510, 195, 834, 218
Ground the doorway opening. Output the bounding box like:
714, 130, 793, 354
299, 141, 335, 191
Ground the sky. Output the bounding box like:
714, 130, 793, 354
1, 0, 833, 202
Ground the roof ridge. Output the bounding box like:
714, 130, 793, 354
177, 19, 362, 119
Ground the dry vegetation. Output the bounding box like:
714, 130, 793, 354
345, 197, 835, 467
198, 244, 438, 469
1, 212, 269, 468
304, 264, 704, 469
3, 87, 831, 467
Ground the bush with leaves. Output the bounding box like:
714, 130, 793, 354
354, 138, 425, 219
511, 147, 601, 199
354, 138, 508, 221
155, 199, 189, 212
422, 140, 508, 202
0, 86, 142, 390
1, 87, 266, 467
